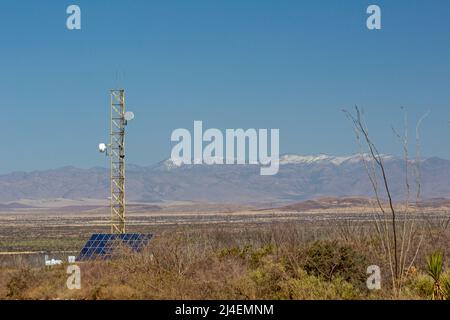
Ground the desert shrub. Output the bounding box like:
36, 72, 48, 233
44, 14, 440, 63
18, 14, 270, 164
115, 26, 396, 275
443, 279, 450, 300
146, 234, 214, 278
6, 268, 37, 299
247, 259, 359, 300
248, 259, 287, 299
405, 273, 434, 298
250, 245, 274, 267
243, 247, 361, 300
303, 240, 367, 286
390, 269, 450, 300
219, 244, 274, 268
219, 245, 251, 259
280, 269, 359, 300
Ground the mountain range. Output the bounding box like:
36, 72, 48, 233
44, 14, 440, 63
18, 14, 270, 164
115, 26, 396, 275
1, 154, 450, 204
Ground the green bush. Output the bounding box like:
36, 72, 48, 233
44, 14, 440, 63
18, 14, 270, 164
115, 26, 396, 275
406, 273, 434, 298
280, 269, 359, 300
248, 259, 287, 299
219, 244, 274, 268
303, 240, 367, 286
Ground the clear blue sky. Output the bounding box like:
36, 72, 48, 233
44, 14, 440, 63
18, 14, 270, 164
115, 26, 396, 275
1, 0, 450, 173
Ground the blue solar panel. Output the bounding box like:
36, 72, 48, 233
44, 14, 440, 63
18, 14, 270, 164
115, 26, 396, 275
77, 233, 153, 261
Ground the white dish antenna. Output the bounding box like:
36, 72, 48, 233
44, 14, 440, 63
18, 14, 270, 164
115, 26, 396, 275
124, 111, 135, 121
98, 143, 107, 153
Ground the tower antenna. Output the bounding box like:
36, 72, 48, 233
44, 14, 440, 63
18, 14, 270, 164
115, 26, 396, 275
77, 90, 152, 261
98, 89, 134, 233
110, 89, 127, 233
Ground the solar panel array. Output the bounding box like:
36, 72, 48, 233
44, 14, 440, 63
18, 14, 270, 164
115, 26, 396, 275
77, 233, 153, 261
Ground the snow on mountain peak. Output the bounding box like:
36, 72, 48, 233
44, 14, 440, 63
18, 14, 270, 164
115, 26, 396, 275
279, 154, 395, 165
159, 158, 185, 170
158, 154, 396, 170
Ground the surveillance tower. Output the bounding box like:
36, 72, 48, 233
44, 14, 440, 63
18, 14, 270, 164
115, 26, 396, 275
77, 92, 152, 261
99, 89, 134, 234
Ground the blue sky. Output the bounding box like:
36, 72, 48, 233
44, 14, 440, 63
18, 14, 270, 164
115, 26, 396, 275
1, 0, 450, 173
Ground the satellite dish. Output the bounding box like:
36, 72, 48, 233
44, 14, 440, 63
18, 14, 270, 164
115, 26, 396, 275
98, 143, 107, 153
124, 111, 135, 121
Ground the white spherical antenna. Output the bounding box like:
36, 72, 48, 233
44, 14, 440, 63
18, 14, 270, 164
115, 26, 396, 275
98, 143, 107, 153
124, 111, 135, 121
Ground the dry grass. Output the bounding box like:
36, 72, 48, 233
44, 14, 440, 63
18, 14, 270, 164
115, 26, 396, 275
0, 222, 448, 300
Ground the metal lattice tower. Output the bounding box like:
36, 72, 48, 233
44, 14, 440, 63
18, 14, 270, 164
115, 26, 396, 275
110, 90, 126, 234
76, 94, 147, 261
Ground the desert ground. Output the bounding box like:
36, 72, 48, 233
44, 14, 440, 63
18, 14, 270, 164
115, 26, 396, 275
0, 197, 449, 299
